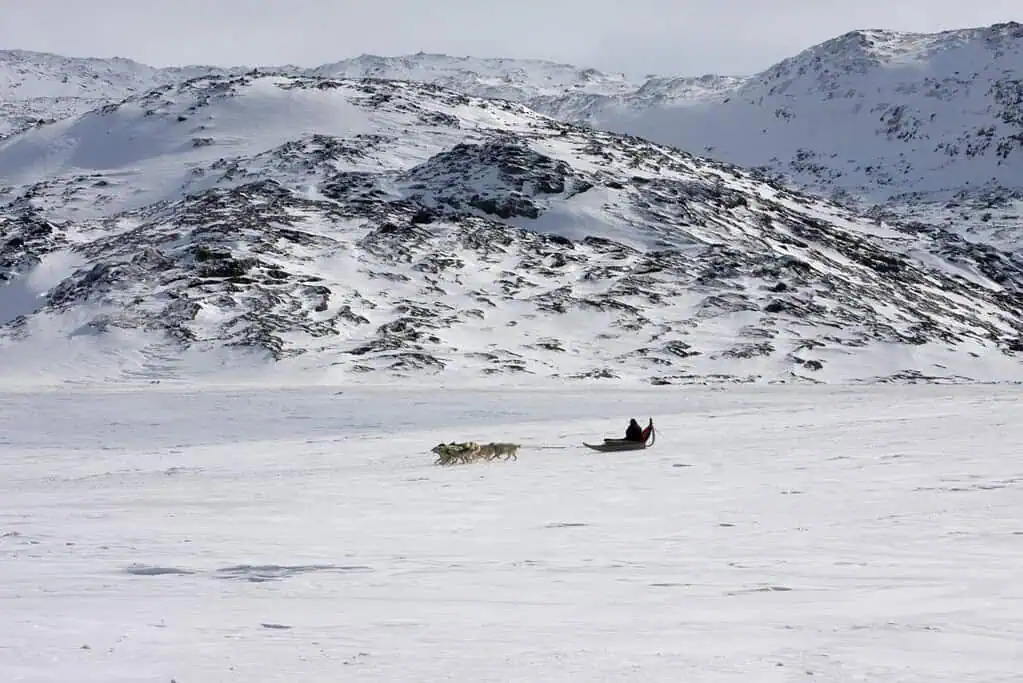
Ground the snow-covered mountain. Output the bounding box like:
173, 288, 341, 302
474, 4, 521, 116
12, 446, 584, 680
305, 26, 1023, 257
594, 23, 1023, 195
302, 26, 1023, 256
0, 50, 238, 139
1, 73, 1022, 385
311, 53, 638, 100
588, 23, 1023, 254
4, 22, 1021, 205
0, 49, 640, 141
0, 49, 746, 144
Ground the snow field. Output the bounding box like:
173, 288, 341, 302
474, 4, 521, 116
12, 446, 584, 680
1, 384, 1021, 681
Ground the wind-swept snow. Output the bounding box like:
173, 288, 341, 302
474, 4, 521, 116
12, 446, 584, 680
1, 384, 1021, 681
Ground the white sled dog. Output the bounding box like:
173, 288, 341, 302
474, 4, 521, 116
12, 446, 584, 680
477, 442, 520, 461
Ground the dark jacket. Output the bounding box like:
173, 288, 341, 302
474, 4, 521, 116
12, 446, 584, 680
625, 419, 643, 442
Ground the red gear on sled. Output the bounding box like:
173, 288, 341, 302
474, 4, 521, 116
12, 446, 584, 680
640, 420, 653, 442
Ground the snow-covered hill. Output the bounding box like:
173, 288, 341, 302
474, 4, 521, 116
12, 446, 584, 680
312, 53, 637, 100
590, 22, 1023, 245
0, 50, 237, 140
1, 73, 1021, 385
598, 23, 1023, 185
0, 49, 641, 141
290, 27, 1023, 254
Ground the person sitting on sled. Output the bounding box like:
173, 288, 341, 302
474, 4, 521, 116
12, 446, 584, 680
625, 418, 652, 442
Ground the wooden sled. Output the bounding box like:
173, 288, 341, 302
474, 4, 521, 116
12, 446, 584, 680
583, 420, 655, 452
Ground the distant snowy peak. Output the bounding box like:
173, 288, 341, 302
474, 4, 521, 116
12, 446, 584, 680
838, 21, 1023, 63
590, 20, 1023, 213
0, 48, 642, 139
0, 48, 241, 93
0, 49, 160, 95
751, 21, 1023, 96
0, 49, 229, 138
311, 52, 637, 99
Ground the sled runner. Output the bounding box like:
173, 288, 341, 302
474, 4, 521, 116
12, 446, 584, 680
583, 419, 655, 452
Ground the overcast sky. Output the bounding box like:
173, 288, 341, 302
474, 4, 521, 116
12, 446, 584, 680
1, 0, 1019, 76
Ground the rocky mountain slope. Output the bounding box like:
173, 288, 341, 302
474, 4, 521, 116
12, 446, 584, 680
1, 74, 1022, 385
304, 26, 1023, 255
590, 23, 1023, 250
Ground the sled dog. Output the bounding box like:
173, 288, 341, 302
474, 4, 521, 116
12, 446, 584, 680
477, 442, 520, 461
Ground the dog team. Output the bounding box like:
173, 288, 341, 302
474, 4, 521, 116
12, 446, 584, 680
430, 441, 520, 466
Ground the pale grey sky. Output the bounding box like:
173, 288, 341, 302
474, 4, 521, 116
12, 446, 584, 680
2, 0, 1019, 76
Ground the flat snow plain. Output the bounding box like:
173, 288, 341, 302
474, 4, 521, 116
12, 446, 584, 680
1, 383, 1021, 682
